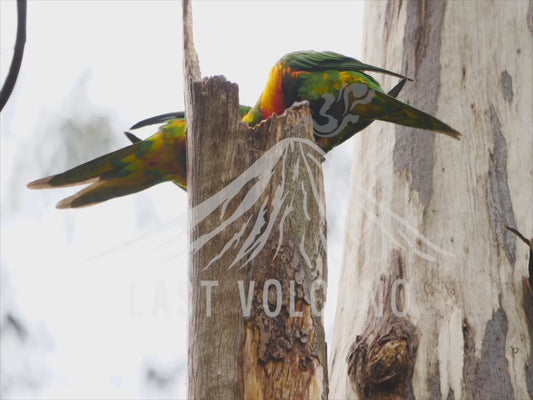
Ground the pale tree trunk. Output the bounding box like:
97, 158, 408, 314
183, 2, 328, 399
330, 1, 533, 399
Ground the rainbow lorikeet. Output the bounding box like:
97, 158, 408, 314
28, 51, 460, 208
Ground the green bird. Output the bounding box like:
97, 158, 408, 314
28, 51, 460, 208
27, 115, 188, 209
241, 51, 460, 150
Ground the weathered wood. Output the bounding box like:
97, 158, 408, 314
347, 250, 418, 400
186, 75, 328, 399
330, 1, 532, 399
183, 5, 328, 397
182, 0, 200, 113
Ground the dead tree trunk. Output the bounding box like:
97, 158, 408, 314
183, 3, 328, 399
330, 1, 533, 399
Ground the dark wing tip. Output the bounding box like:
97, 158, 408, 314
124, 131, 142, 143
448, 129, 462, 140
56, 194, 95, 209
387, 78, 408, 98
439, 128, 461, 140
437, 122, 462, 140
130, 111, 185, 130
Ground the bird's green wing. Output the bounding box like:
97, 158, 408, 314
282, 51, 409, 80
28, 119, 187, 208
130, 112, 185, 130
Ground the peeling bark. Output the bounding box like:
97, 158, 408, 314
507, 227, 533, 397
500, 71, 514, 104
243, 238, 327, 399
463, 301, 515, 399
487, 104, 517, 265
525, 278, 533, 398
183, 3, 328, 397
392, 0, 445, 209
330, 1, 532, 398
186, 76, 328, 399
346, 250, 418, 400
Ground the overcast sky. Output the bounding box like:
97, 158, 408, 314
1, 1, 366, 398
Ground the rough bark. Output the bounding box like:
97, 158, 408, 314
330, 1, 532, 399
183, 5, 328, 398
182, 0, 200, 113
186, 77, 328, 399
347, 250, 418, 400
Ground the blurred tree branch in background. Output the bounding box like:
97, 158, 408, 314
0, 0, 26, 112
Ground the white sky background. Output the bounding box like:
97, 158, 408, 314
0, 1, 366, 398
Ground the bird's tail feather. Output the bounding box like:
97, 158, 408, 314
360, 91, 461, 139
27, 142, 165, 208
27, 143, 142, 189
55, 176, 159, 209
